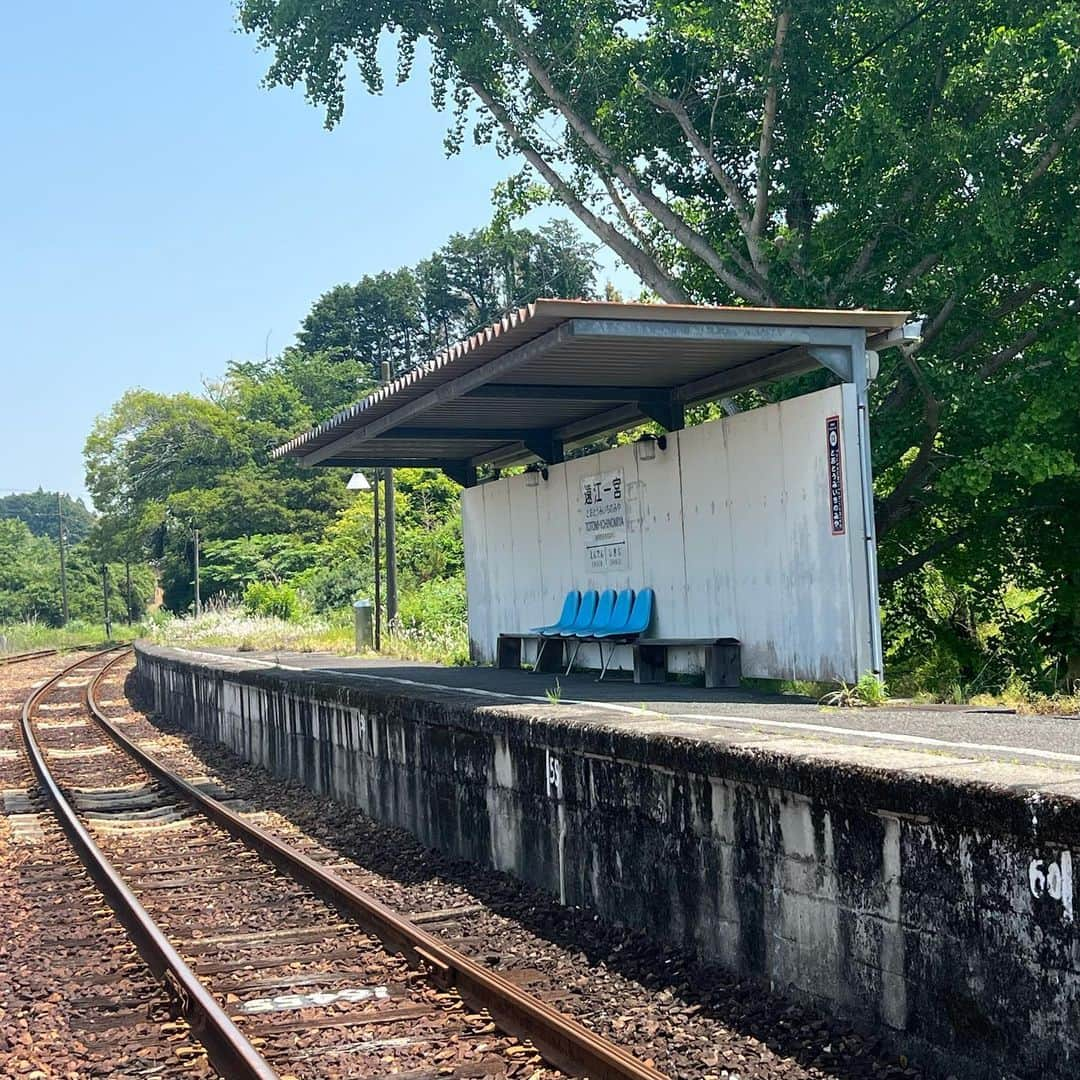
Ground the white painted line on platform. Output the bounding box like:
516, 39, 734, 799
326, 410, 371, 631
170, 649, 1080, 768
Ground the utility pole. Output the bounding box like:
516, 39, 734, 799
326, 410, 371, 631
380, 361, 398, 626
125, 561, 133, 623
372, 474, 382, 651
193, 528, 202, 616
102, 563, 112, 639
56, 493, 69, 626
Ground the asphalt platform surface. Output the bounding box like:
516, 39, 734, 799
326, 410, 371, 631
180, 646, 1080, 775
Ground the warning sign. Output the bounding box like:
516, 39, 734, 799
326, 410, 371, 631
826, 415, 845, 536
580, 469, 627, 571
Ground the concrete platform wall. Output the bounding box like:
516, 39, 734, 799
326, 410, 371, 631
137, 644, 1080, 1080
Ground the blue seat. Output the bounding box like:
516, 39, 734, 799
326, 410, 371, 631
595, 589, 634, 639
559, 590, 598, 637
576, 589, 616, 638
597, 588, 654, 640
592, 588, 654, 680
531, 590, 580, 636
564, 589, 616, 675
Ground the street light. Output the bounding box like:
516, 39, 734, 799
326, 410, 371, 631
347, 471, 380, 650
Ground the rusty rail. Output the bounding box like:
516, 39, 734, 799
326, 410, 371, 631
1, 643, 111, 666
90, 648, 671, 1080
22, 647, 278, 1080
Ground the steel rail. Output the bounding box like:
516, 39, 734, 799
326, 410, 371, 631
1, 643, 111, 666
90, 649, 671, 1080
21, 647, 278, 1080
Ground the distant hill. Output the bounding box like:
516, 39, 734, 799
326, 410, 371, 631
0, 490, 94, 544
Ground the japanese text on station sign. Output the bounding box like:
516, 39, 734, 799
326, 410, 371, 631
581, 469, 627, 571
826, 415, 845, 536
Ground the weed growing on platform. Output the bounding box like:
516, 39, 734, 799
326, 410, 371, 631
545, 678, 563, 705
819, 673, 889, 708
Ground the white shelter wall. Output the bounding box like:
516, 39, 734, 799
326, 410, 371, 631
463, 385, 873, 682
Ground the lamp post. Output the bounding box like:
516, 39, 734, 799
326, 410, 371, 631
379, 362, 398, 627
347, 472, 380, 650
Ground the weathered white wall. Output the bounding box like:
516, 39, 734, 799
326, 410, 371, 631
463, 385, 875, 682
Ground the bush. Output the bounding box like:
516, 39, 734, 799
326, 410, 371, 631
242, 581, 301, 621
395, 575, 466, 632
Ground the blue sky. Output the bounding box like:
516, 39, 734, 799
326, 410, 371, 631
1, 3, 630, 504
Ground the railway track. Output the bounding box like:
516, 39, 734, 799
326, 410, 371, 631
1, 646, 214, 1077
19, 646, 669, 1080
0, 644, 99, 666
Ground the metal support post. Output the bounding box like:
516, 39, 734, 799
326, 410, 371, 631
380, 361, 397, 628
373, 474, 382, 652
849, 333, 885, 675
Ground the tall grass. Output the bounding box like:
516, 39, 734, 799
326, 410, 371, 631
144, 603, 470, 665
0, 619, 140, 655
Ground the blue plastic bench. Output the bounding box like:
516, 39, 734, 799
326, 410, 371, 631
501, 585, 739, 684
556, 587, 654, 679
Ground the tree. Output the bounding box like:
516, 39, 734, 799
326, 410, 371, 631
0, 490, 94, 544
85, 380, 351, 612
297, 224, 598, 374
239, 0, 1080, 681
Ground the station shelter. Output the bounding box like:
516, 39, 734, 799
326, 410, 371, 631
274, 300, 918, 683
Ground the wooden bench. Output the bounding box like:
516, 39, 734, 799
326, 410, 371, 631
497, 633, 565, 673
632, 637, 741, 688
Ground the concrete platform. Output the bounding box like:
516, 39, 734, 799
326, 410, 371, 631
179, 644, 1080, 775
135, 642, 1080, 1080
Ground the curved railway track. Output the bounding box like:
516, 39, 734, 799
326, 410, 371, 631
20, 646, 669, 1080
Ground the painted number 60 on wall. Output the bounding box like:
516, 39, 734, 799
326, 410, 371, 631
1029, 850, 1073, 924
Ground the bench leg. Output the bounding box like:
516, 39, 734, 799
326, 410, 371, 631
597, 641, 612, 681
564, 639, 584, 676
497, 636, 523, 671
704, 643, 741, 688
534, 637, 564, 674
633, 643, 667, 684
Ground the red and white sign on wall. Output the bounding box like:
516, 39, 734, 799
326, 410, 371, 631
826, 415, 845, 535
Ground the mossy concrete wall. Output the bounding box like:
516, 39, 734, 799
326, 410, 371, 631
136, 643, 1080, 1080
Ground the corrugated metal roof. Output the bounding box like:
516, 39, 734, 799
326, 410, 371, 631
273, 299, 909, 470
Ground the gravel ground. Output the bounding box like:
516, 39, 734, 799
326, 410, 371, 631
0, 653, 214, 1079
110, 660, 928, 1080
29, 654, 569, 1079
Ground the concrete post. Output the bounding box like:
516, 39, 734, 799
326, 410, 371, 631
353, 600, 374, 652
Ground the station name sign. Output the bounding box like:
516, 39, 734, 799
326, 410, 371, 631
826, 415, 845, 536
581, 469, 628, 571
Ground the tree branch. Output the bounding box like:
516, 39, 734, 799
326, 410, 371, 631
829, 181, 921, 303
599, 172, 654, 252
463, 77, 691, 303
949, 281, 1048, 357
750, 8, 792, 244
1027, 101, 1080, 186
906, 291, 958, 358
895, 250, 941, 295
880, 501, 1064, 584
875, 351, 942, 538
641, 85, 769, 278
879, 524, 973, 584
503, 29, 770, 304
977, 296, 1080, 380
